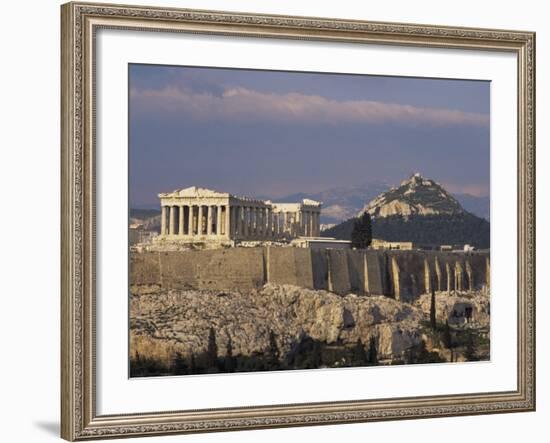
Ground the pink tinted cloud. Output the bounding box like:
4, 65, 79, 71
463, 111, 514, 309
130, 86, 490, 127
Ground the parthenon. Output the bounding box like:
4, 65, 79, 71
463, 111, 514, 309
158, 186, 322, 242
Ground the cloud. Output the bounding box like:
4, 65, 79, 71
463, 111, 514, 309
130, 86, 489, 128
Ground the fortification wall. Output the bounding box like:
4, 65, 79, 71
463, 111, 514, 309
130, 247, 490, 300
266, 247, 314, 289
327, 249, 352, 294
311, 249, 329, 290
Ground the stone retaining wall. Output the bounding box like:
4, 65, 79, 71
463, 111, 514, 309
130, 247, 490, 300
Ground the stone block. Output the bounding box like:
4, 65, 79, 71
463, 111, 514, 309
311, 249, 329, 290
267, 247, 314, 289
327, 249, 351, 294
130, 251, 161, 286
347, 250, 365, 293
365, 251, 384, 296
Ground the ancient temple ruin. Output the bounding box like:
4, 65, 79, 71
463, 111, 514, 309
158, 186, 321, 242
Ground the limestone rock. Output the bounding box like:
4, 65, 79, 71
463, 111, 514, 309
130, 283, 434, 364
359, 172, 464, 219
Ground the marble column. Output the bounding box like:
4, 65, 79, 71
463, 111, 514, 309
178, 205, 184, 236
267, 208, 273, 237
309, 211, 314, 237
187, 205, 194, 236
225, 205, 230, 237
317, 212, 321, 236
260, 208, 264, 236
243, 207, 249, 238
168, 206, 175, 236
248, 207, 253, 237
197, 205, 203, 235
230, 206, 236, 238
216, 205, 222, 235
257, 207, 263, 237
206, 206, 212, 236
161, 206, 167, 235
236, 206, 242, 238
250, 207, 254, 237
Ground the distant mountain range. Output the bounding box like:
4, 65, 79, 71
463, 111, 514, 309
322, 173, 490, 249
259, 182, 389, 225
264, 181, 489, 224
452, 193, 490, 221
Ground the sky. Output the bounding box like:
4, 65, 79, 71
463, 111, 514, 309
129, 64, 490, 208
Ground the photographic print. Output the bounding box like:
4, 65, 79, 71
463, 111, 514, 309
128, 64, 491, 377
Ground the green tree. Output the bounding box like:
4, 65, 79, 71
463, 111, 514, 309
351, 212, 373, 249
442, 320, 452, 348
224, 336, 236, 373
267, 330, 280, 369
310, 340, 322, 368
442, 320, 454, 362
207, 327, 218, 370
464, 333, 479, 361
366, 336, 378, 365
172, 352, 188, 375
352, 339, 368, 366
430, 287, 437, 329
410, 340, 446, 364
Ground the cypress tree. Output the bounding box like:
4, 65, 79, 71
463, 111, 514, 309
367, 336, 378, 365
224, 336, 236, 373
464, 333, 479, 361
310, 340, 322, 368
267, 330, 280, 369
430, 287, 437, 329
352, 338, 368, 366
442, 320, 452, 348
207, 327, 218, 370
351, 212, 373, 249
172, 352, 188, 375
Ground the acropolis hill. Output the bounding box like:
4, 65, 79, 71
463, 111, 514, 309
130, 247, 490, 370
130, 182, 491, 372
131, 183, 490, 299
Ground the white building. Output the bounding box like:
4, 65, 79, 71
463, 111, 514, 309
157, 186, 321, 242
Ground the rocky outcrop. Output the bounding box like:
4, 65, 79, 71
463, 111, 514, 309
130, 283, 488, 368
359, 173, 464, 219
414, 290, 490, 327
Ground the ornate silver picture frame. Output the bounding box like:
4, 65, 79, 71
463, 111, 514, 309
61, 2, 535, 440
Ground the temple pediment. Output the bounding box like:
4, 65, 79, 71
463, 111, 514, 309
302, 198, 322, 207
159, 186, 230, 199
